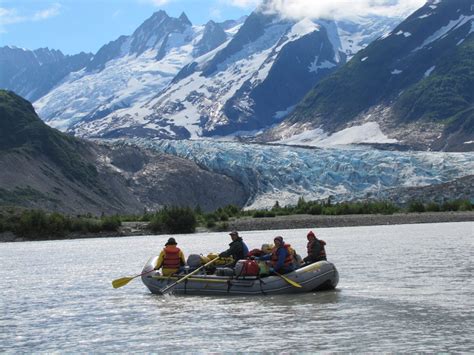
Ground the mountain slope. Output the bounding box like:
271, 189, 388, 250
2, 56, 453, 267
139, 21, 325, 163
267, 0, 474, 151
68, 11, 399, 139
0, 46, 92, 102
0, 90, 247, 214
34, 11, 237, 132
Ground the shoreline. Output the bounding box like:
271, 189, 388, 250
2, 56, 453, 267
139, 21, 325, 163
225, 211, 474, 231
1, 211, 473, 243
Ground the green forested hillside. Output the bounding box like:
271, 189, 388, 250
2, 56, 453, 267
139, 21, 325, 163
0, 90, 99, 187
394, 38, 474, 127
291, 34, 473, 131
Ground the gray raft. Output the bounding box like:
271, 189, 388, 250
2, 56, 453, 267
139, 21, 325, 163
141, 257, 339, 295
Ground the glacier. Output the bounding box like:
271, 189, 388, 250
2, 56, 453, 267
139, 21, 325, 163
127, 139, 474, 209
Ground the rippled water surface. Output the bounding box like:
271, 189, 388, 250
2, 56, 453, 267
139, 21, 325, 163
1, 222, 473, 352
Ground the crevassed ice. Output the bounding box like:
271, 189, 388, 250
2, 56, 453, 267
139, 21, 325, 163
131, 139, 474, 208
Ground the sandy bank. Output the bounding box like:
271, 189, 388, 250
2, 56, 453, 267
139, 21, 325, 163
226, 212, 474, 231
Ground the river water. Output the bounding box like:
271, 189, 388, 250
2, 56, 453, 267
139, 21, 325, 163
1, 222, 473, 352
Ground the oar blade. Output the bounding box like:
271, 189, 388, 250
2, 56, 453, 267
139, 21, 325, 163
277, 273, 303, 288
112, 277, 133, 289
284, 277, 303, 288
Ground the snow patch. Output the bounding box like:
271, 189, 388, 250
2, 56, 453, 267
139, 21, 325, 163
308, 57, 336, 73
288, 18, 320, 39
391, 69, 403, 75
274, 106, 295, 120
424, 66, 435, 77
413, 15, 474, 52
274, 122, 398, 147
395, 30, 411, 37
361, 56, 368, 62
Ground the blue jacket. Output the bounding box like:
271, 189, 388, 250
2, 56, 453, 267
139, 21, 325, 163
261, 246, 292, 272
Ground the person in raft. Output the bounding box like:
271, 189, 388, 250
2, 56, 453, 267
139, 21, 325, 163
219, 231, 249, 266
258, 236, 295, 275
154, 237, 186, 276
303, 230, 327, 265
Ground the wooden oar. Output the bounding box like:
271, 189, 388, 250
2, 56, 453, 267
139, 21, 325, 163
274, 271, 303, 288
112, 269, 155, 289
160, 257, 220, 294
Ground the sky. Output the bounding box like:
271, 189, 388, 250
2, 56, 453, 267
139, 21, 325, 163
0, 0, 425, 55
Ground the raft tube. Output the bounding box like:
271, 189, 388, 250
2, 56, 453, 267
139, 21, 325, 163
141, 256, 339, 295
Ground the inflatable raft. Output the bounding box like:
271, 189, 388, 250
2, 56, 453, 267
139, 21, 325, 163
141, 256, 339, 295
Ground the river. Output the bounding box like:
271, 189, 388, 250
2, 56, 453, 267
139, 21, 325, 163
1, 222, 473, 352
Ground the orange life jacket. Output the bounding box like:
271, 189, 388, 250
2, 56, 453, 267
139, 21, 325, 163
163, 246, 182, 269
271, 244, 293, 268
307, 239, 327, 259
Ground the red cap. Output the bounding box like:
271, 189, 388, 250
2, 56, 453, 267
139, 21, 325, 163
307, 231, 316, 239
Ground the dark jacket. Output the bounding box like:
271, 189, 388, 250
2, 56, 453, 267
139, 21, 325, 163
304, 238, 327, 263
219, 237, 248, 264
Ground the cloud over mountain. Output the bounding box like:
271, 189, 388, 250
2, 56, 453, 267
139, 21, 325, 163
257, 0, 426, 20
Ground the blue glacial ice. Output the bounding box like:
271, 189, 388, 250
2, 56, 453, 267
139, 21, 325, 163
131, 139, 474, 209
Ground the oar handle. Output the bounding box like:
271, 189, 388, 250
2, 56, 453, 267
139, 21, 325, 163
136, 268, 155, 279
160, 257, 220, 294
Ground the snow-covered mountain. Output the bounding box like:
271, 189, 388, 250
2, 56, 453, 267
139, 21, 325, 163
31, 8, 400, 139
264, 0, 474, 151
0, 46, 92, 102
34, 11, 240, 133
130, 138, 474, 209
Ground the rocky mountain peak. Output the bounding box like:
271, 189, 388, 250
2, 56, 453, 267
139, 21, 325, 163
129, 10, 192, 56
205, 19, 218, 30
201, 10, 281, 76
194, 20, 227, 57
148, 10, 170, 25
32, 47, 65, 64
179, 12, 192, 26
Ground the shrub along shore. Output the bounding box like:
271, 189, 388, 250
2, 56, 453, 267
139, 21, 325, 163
0, 199, 473, 242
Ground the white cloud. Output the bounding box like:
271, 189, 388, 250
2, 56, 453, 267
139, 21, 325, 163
228, 0, 260, 8
232, 0, 426, 20
0, 3, 61, 27
0, 7, 25, 26
32, 3, 61, 21
139, 0, 173, 6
